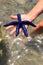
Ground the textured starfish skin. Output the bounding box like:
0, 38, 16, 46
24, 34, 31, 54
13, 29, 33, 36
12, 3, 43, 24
4, 13, 36, 37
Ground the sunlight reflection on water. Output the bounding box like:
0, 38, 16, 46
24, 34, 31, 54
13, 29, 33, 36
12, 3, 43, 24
5, 34, 43, 65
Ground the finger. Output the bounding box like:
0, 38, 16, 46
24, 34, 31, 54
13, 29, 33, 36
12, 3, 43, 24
19, 28, 22, 32
22, 32, 24, 36
10, 27, 16, 35
10, 15, 17, 20
5, 25, 14, 30
25, 25, 28, 28
39, 20, 43, 27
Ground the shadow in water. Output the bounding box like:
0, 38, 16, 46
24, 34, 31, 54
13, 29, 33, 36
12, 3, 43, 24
0, 41, 9, 65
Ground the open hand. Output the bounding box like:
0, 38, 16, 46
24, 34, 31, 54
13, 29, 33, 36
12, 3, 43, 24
30, 20, 43, 37
5, 14, 28, 37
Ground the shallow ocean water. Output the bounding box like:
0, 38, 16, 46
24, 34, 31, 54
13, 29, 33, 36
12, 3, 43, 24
0, 0, 43, 65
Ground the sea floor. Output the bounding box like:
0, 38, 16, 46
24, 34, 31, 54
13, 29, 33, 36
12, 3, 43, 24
0, 0, 43, 65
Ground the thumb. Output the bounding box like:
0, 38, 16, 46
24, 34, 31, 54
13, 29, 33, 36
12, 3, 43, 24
10, 15, 17, 20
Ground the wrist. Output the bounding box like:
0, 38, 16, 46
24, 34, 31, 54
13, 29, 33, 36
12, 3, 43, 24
26, 1, 43, 21
26, 13, 35, 21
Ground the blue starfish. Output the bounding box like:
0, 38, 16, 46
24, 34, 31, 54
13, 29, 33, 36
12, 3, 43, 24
4, 13, 36, 37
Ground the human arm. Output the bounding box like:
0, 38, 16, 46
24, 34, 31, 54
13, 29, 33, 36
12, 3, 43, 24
29, 20, 43, 38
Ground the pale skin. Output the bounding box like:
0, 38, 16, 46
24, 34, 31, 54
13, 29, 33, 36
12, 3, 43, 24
5, 0, 43, 37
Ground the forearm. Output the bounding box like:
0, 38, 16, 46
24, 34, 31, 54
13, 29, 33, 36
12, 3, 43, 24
27, 1, 43, 21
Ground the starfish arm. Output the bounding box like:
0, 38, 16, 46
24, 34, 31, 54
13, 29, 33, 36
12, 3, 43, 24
22, 21, 36, 27
22, 25, 28, 37
16, 24, 20, 36
4, 21, 18, 27
17, 14, 21, 22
